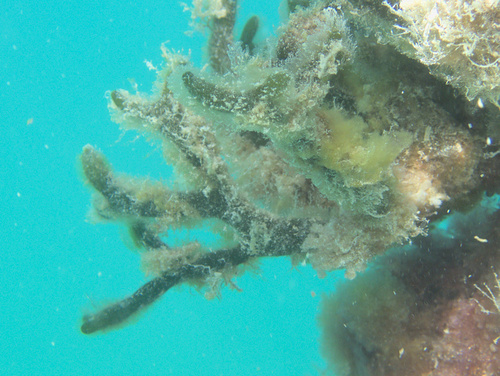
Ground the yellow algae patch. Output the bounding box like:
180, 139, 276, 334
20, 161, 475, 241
317, 109, 412, 187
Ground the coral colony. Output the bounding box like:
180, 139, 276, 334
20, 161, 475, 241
80, 0, 499, 374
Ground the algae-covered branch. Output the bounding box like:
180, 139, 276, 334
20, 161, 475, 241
79, 0, 499, 335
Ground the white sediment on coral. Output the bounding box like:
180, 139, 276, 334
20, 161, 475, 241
384, 0, 500, 106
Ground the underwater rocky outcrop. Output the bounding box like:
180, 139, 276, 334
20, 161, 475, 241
79, 2, 499, 369
319, 198, 500, 375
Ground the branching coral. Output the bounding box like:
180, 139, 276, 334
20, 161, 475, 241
79, 0, 498, 334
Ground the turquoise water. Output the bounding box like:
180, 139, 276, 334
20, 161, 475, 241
0, 1, 339, 374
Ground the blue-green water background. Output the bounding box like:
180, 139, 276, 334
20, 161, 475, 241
0, 1, 341, 374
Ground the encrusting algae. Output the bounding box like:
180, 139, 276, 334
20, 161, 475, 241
79, 1, 499, 371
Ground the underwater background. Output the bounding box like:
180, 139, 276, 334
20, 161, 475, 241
2, 0, 499, 375
0, 0, 341, 374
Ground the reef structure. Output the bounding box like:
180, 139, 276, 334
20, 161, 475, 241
79, 0, 499, 336
319, 196, 500, 375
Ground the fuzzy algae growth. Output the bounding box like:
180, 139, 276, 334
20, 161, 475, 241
317, 109, 413, 186
79, 0, 499, 356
